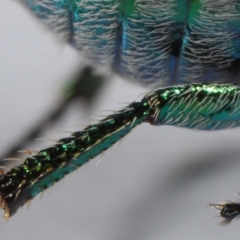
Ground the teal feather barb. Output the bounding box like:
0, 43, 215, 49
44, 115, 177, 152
1, 83, 240, 219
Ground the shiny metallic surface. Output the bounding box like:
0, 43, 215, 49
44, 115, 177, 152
21, 0, 240, 87
1, 1, 240, 240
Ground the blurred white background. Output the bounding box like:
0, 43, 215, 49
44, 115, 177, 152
1, 1, 240, 239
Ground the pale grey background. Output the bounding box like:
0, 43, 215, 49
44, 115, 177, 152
1, 1, 240, 239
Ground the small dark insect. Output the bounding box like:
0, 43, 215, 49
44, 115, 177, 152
210, 202, 240, 225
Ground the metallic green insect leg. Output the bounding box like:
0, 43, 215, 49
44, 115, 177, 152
145, 84, 240, 131
0, 101, 150, 219
1, 83, 240, 219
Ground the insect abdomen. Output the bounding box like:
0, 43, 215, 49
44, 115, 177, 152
21, 0, 240, 87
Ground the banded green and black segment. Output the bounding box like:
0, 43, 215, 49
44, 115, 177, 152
21, 0, 240, 87
0, 100, 150, 218
2, 83, 240, 218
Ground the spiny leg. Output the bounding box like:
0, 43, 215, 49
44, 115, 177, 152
0, 100, 150, 219
1, 83, 240, 219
